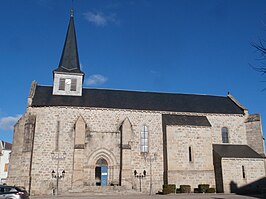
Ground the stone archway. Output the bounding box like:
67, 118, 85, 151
86, 148, 119, 186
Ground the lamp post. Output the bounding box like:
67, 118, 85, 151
51, 151, 66, 196
134, 170, 146, 192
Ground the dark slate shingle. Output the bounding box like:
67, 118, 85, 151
31, 85, 244, 115
162, 114, 211, 127
54, 14, 83, 74
213, 144, 264, 159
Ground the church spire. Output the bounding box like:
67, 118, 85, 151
52, 9, 84, 97
54, 9, 83, 74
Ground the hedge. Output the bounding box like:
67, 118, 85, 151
198, 184, 209, 193
206, 188, 216, 193
163, 184, 176, 194
180, 185, 191, 193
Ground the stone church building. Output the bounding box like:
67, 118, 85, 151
7, 11, 265, 196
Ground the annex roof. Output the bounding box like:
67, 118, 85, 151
162, 114, 211, 127
31, 85, 245, 115
213, 144, 264, 159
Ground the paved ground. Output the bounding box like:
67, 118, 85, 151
31, 193, 264, 199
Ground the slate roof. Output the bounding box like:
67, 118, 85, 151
54, 11, 83, 74
31, 85, 244, 114
162, 114, 211, 127
213, 144, 264, 159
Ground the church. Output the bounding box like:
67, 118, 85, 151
7, 11, 265, 196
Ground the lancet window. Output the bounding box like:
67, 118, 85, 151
140, 125, 149, 153
222, 127, 229, 143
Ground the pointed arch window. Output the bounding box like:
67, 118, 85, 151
140, 125, 149, 153
222, 127, 229, 143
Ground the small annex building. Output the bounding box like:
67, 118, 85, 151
7, 11, 265, 196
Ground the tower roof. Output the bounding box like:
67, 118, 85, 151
54, 10, 83, 74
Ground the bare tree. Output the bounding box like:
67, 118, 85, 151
251, 39, 266, 75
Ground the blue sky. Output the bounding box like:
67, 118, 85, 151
0, 0, 266, 143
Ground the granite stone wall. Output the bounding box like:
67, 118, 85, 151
7, 113, 35, 192
207, 114, 247, 145
245, 114, 265, 155
15, 106, 164, 195
7, 103, 265, 196
166, 125, 215, 189
221, 158, 265, 193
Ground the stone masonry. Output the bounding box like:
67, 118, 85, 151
8, 97, 266, 195
245, 114, 265, 156
222, 158, 265, 193
167, 125, 215, 189
8, 106, 165, 195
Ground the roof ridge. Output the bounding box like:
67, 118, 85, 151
36, 84, 227, 97
83, 87, 227, 97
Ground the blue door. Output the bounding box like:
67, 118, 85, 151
101, 166, 108, 186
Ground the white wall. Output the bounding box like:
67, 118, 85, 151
0, 149, 11, 183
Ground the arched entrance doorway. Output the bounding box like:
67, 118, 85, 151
95, 158, 108, 186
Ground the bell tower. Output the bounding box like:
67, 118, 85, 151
53, 10, 84, 96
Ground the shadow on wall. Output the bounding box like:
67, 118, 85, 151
230, 177, 266, 198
